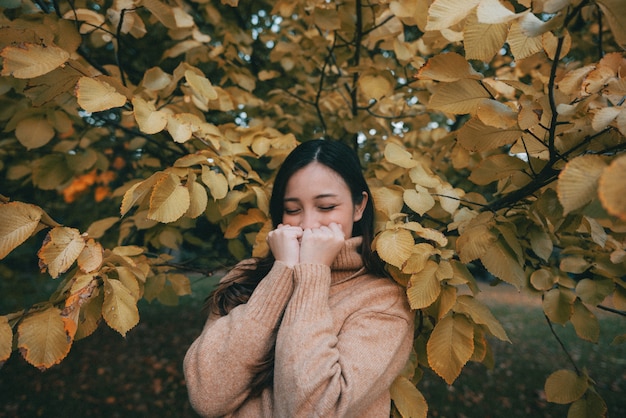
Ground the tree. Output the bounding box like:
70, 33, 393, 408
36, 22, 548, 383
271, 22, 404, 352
1, 0, 625, 416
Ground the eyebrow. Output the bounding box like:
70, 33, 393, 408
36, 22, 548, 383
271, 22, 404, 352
284, 193, 338, 202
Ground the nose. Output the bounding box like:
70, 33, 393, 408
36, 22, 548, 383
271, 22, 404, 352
300, 210, 320, 230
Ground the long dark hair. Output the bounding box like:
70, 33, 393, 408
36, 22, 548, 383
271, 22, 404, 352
206, 139, 386, 396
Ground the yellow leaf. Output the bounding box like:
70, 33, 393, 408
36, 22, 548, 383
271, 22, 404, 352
148, 173, 190, 223
0, 201, 43, 259
168, 273, 191, 296
359, 74, 393, 101
402, 243, 436, 274
102, 278, 139, 337
371, 186, 404, 218
38, 227, 86, 279
468, 154, 528, 186
428, 79, 491, 114
1, 43, 70, 78
567, 389, 608, 418
185, 177, 208, 219
417, 52, 482, 82
463, 12, 508, 61
571, 299, 599, 343
598, 154, 626, 220
404, 187, 435, 216
507, 21, 543, 60
596, 0, 626, 49
120, 173, 164, 216
407, 260, 441, 309
476, 0, 517, 24
409, 164, 441, 188
476, 99, 518, 129
224, 208, 268, 239
458, 117, 523, 152
85, 216, 119, 239
575, 278, 614, 306
313, 6, 341, 31
425, 0, 480, 31
185, 69, 218, 104
529, 226, 553, 261
427, 314, 474, 385
434, 183, 464, 215
132, 97, 168, 134
167, 113, 202, 143
15, 117, 55, 149
543, 287, 575, 325
62, 8, 106, 34
17, 307, 72, 369
480, 238, 525, 289
543, 30, 572, 60
77, 238, 103, 273
557, 155, 607, 215
545, 369, 588, 404
384, 142, 418, 168
142, 0, 177, 29
530, 268, 555, 291
0, 316, 12, 364
456, 220, 497, 264
76, 77, 127, 113
454, 295, 510, 342
390, 376, 428, 418
404, 221, 448, 247
374, 228, 415, 268
201, 166, 229, 200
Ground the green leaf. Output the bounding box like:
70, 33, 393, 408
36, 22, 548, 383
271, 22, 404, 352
390, 376, 428, 418
17, 306, 72, 369
0, 201, 43, 259
545, 369, 588, 404
102, 278, 139, 337
427, 314, 474, 385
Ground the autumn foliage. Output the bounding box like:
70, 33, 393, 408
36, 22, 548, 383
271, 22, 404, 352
1, 0, 625, 416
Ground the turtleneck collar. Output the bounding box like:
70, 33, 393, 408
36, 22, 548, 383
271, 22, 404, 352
330, 236, 366, 285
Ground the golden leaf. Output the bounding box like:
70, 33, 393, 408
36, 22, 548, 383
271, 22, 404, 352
428, 79, 491, 114
407, 260, 441, 309
0, 316, 12, 364
404, 221, 448, 247
463, 11, 508, 62
201, 166, 229, 200
530, 268, 555, 291
132, 97, 168, 134
506, 21, 542, 60
102, 278, 139, 337
0, 201, 44, 259
17, 307, 72, 369
142, 0, 177, 29
313, 6, 341, 31
476, 0, 517, 24
598, 154, 626, 220
571, 299, 599, 343
557, 155, 606, 215
1, 43, 70, 79
147, 173, 190, 223
384, 142, 418, 168
468, 154, 528, 186
358, 74, 393, 101
456, 224, 496, 264
427, 314, 474, 385
542, 30, 571, 60
77, 238, 103, 273
425, 0, 480, 31
454, 295, 510, 342
167, 113, 202, 143
224, 208, 267, 239
14, 117, 55, 149
596, 0, 626, 49
575, 278, 614, 306
76, 77, 127, 113
568, 390, 608, 418
409, 164, 441, 188
370, 186, 404, 218
417, 52, 482, 82
545, 369, 588, 404
390, 376, 428, 418
542, 287, 575, 325
457, 117, 523, 152
529, 226, 553, 261
402, 243, 436, 274
38, 227, 86, 279
476, 99, 518, 129
168, 273, 191, 296
404, 187, 435, 216
62, 8, 106, 34
85, 217, 119, 239
374, 228, 415, 268
185, 174, 208, 219
185, 69, 218, 104
480, 239, 525, 289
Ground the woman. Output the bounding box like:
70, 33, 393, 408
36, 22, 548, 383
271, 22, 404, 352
184, 139, 414, 417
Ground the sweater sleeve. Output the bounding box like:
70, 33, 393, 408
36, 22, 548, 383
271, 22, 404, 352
183, 261, 294, 417
273, 264, 413, 418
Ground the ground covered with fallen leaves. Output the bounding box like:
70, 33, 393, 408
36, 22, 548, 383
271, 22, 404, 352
1, 283, 624, 417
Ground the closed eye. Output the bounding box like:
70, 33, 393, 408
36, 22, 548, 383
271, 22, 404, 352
319, 205, 337, 211
284, 208, 300, 215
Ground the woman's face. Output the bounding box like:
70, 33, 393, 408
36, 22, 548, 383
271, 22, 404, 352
282, 162, 367, 237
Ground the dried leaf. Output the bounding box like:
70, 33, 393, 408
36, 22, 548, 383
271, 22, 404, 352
1, 43, 70, 78
596, 0, 626, 49
425, 0, 480, 31
507, 21, 542, 60
428, 79, 491, 114
17, 307, 72, 369
38, 227, 85, 279
0, 201, 44, 259
427, 314, 474, 385
476, 0, 517, 24
417, 52, 482, 82
77, 238, 103, 273
464, 12, 508, 62
76, 77, 127, 113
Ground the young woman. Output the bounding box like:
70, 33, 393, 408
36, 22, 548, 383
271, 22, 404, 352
184, 139, 414, 417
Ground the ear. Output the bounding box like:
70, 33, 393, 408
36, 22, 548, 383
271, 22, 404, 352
353, 191, 368, 222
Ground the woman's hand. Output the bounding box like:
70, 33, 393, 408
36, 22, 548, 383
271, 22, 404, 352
299, 222, 345, 266
267, 224, 303, 267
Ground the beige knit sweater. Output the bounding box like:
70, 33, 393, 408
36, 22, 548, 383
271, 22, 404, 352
183, 237, 414, 417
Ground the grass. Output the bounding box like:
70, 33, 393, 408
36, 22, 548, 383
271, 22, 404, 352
0, 279, 624, 417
